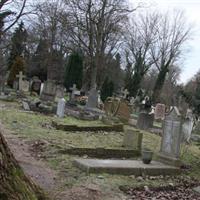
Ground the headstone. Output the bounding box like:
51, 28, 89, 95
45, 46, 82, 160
40, 80, 57, 102
137, 113, 154, 130
21, 80, 29, 92
123, 128, 143, 150
116, 100, 131, 121
86, 88, 98, 109
56, 98, 66, 118
22, 101, 30, 111
16, 71, 25, 91
69, 84, 77, 102
104, 97, 131, 121
182, 109, 194, 143
31, 77, 42, 95
158, 107, 182, 166
55, 85, 65, 99
40, 83, 44, 96
122, 89, 129, 99
155, 103, 166, 120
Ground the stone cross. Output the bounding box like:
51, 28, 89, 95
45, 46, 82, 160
122, 89, 129, 99
70, 84, 77, 100
16, 71, 25, 91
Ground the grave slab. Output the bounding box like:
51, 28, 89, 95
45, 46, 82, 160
74, 159, 180, 176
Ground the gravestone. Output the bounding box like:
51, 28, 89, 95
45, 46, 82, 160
55, 85, 65, 100
31, 77, 42, 95
122, 89, 129, 99
182, 109, 194, 143
158, 107, 182, 166
86, 88, 98, 109
123, 128, 143, 150
21, 80, 29, 92
40, 80, 56, 102
16, 71, 25, 91
116, 100, 131, 121
56, 98, 66, 118
104, 97, 131, 121
69, 84, 77, 103
22, 101, 30, 111
155, 103, 165, 120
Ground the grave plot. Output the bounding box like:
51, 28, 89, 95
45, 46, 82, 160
52, 120, 124, 132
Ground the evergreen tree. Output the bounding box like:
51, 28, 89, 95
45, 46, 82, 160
64, 51, 83, 89
101, 77, 114, 102
7, 22, 27, 87
7, 56, 25, 87
29, 39, 49, 81
7, 22, 27, 70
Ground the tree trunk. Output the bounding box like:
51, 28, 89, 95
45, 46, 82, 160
152, 67, 169, 103
0, 129, 50, 200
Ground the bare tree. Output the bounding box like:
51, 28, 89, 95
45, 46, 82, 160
151, 11, 191, 103
65, 0, 138, 90
124, 12, 158, 96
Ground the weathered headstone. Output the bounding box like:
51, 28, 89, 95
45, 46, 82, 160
86, 88, 98, 109
123, 128, 143, 150
104, 97, 131, 121
40, 80, 57, 102
55, 85, 65, 99
69, 84, 77, 103
56, 98, 66, 118
22, 101, 30, 111
16, 71, 25, 91
137, 113, 154, 130
122, 89, 129, 99
158, 107, 182, 166
31, 77, 42, 95
21, 80, 29, 92
155, 103, 165, 120
182, 109, 194, 143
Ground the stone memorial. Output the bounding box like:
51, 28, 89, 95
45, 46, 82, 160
56, 98, 66, 118
137, 96, 154, 130
104, 97, 131, 122
69, 84, 77, 103
158, 107, 182, 166
21, 80, 29, 92
40, 80, 57, 102
16, 71, 25, 91
31, 77, 42, 95
182, 109, 194, 143
55, 85, 65, 100
155, 103, 166, 120
86, 87, 98, 109
22, 101, 30, 111
123, 128, 143, 150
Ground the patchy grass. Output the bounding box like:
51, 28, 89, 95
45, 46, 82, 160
0, 99, 200, 194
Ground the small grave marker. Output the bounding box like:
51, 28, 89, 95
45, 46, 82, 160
56, 98, 66, 118
123, 128, 143, 150
16, 71, 25, 91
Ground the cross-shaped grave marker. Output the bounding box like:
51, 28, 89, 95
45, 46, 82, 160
70, 84, 77, 100
16, 71, 25, 91
122, 89, 129, 99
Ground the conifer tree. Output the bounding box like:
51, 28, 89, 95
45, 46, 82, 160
64, 51, 83, 89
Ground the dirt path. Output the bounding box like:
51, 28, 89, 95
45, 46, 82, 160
1, 124, 127, 200
0, 124, 57, 192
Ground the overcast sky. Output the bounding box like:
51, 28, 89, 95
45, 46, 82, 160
130, 0, 200, 83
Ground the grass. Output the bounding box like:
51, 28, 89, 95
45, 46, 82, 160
0, 99, 200, 194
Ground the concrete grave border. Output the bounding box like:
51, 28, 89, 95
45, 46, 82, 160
58, 147, 140, 158
52, 121, 124, 132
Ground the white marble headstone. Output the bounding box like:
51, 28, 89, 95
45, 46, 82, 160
56, 98, 66, 118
